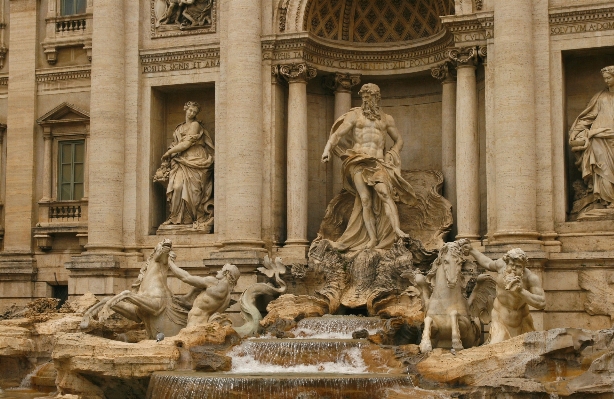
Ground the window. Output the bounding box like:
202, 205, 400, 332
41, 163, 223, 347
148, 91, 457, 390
58, 140, 85, 201
61, 0, 87, 16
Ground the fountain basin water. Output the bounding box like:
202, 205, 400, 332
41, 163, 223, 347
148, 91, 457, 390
290, 316, 385, 339
147, 372, 415, 399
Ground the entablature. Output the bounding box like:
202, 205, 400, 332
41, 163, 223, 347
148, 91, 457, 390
263, 30, 454, 75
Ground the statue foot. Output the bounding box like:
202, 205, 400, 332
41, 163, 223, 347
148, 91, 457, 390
80, 316, 90, 329
420, 340, 432, 354
361, 238, 377, 250
395, 229, 409, 239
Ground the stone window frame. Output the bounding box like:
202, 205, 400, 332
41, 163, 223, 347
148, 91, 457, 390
41, 0, 93, 65
34, 104, 89, 251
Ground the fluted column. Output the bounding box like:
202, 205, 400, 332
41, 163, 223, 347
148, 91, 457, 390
222, 0, 264, 251
41, 129, 52, 202
493, 0, 538, 242
449, 47, 480, 241
277, 63, 317, 249
324, 73, 361, 197
85, 0, 125, 252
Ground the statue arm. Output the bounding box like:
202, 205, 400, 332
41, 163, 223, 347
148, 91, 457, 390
468, 248, 500, 272
386, 114, 403, 154
162, 121, 200, 159
168, 258, 212, 289
518, 273, 546, 310
570, 92, 601, 142
321, 111, 357, 162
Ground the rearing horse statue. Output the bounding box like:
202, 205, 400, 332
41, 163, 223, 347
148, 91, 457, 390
80, 239, 189, 339
416, 239, 495, 353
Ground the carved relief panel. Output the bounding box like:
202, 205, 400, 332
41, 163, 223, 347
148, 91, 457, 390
151, 0, 216, 38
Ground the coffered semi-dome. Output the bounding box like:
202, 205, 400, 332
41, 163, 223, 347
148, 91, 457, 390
305, 0, 454, 43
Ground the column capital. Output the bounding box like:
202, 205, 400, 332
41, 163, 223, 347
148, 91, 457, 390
446, 46, 478, 68
323, 73, 361, 93
431, 61, 456, 83
477, 45, 488, 65
275, 63, 317, 83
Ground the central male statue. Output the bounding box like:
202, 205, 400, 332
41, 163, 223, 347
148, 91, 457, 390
321, 83, 416, 251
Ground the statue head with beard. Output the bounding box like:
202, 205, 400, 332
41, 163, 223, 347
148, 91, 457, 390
358, 83, 382, 121
501, 248, 528, 290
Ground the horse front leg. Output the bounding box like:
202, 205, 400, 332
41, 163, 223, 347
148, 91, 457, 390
113, 291, 164, 316
420, 316, 434, 353
450, 310, 464, 351
80, 297, 111, 329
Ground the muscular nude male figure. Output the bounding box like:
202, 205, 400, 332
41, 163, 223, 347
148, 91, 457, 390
168, 258, 240, 327
321, 83, 415, 251
462, 242, 546, 344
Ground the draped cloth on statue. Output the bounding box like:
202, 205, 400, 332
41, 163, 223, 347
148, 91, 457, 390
570, 90, 614, 204
330, 110, 417, 251
167, 121, 215, 225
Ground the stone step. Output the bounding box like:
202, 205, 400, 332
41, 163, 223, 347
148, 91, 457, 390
147, 372, 416, 399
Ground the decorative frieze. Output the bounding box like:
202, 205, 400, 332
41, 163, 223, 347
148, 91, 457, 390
441, 12, 493, 45
150, 0, 217, 38
263, 33, 453, 73
140, 48, 220, 74
549, 7, 614, 36
36, 68, 91, 83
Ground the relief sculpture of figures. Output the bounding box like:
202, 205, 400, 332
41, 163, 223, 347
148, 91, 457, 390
154, 101, 214, 232
569, 66, 614, 220
463, 242, 546, 344
155, 0, 213, 30
321, 83, 417, 251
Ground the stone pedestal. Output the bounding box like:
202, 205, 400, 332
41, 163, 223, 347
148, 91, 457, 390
277, 64, 317, 255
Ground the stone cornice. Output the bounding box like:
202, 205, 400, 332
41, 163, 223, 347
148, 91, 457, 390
139, 47, 220, 74
441, 12, 493, 45
549, 6, 614, 35
36, 67, 91, 83
263, 32, 454, 74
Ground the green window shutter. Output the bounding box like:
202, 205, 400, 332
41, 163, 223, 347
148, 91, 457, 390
58, 140, 85, 201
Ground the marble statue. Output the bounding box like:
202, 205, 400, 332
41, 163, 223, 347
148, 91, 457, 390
569, 66, 614, 220
234, 255, 287, 337
417, 240, 496, 353
156, 0, 213, 29
154, 101, 215, 232
463, 242, 546, 344
80, 239, 189, 339
168, 258, 240, 328
321, 83, 417, 251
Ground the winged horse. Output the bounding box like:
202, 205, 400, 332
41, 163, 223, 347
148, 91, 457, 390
415, 239, 496, 353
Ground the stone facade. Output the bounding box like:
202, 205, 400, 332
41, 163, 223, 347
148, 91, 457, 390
0, 0, 613, 331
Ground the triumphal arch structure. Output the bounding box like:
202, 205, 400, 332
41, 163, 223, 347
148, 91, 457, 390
0, 0, 613, 331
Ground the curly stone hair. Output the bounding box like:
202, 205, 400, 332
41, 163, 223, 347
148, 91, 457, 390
184, 101, 202, 114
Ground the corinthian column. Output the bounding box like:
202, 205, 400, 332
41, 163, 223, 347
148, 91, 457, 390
449, 47, 480, 241
222, 0, 264, 251
492, 0, 538, 243
324, 73, 361, 197
431, 62, 457, 237
86, 0, 125, 252
277, 63, 317, 251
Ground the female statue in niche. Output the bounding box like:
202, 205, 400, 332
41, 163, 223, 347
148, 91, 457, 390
154, 101, 214, 231
569, 66, 614, 219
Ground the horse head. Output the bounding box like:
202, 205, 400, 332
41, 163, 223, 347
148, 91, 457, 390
429, 241, 464, 289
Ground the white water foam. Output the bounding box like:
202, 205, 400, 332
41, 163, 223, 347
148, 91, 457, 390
289, 328, 380, 340
228, 346, 368, 374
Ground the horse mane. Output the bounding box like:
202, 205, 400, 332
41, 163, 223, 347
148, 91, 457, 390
131, 251, 155, 291
425, 241, 463, 286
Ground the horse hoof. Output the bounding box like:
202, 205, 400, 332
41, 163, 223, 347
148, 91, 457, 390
420, 342, 432, 353
452, 340, 464, 351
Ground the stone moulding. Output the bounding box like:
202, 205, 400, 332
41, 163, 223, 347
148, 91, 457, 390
263, 31, 454, 74
549, 6, 614, 36
150, 0, 217, 39
140, 48, 220, 74
35, 68, 91, 83
440, 12, 493, 46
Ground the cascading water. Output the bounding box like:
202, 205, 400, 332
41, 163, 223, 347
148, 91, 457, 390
290, 316, 385, 339
146, 373, 414, 399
